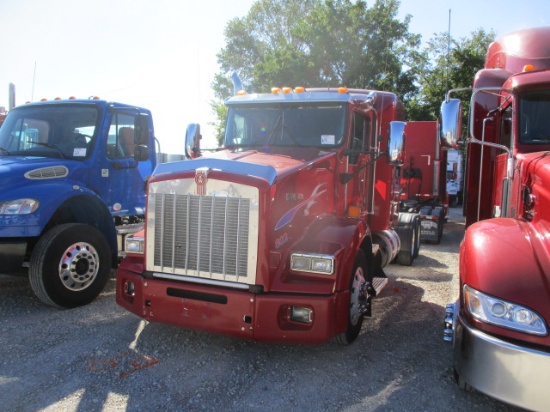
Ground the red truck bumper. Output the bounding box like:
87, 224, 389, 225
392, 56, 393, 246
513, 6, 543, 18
116, 269, 347, 344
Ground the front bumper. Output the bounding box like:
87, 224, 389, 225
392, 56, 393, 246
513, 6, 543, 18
116, 269, 347, 344
445, 302, 550, 411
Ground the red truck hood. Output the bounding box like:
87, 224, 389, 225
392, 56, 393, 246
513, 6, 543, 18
152, 148, 336, 185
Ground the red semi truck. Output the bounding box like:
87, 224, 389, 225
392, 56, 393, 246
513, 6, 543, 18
116, 86, 421, 344
442, 27, 550, 410
399, 121, 448, 245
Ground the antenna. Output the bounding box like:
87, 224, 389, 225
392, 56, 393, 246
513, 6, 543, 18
446, 9, 451, 91
32, 62, 37, 101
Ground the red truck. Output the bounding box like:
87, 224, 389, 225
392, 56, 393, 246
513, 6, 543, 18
399, 121, 448, 246
442, 26, 550, 410
116, 86, 420, 344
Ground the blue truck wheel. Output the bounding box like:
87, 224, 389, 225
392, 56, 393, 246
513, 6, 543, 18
29, 223, 112, 308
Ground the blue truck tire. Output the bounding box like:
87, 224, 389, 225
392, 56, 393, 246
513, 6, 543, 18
29, 223, 112, 308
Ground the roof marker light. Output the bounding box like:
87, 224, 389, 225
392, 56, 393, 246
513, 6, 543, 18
294, 86, 305, 93
523, 64, 535, 72
282, 87, 292, 94
338, 87, 348, 94
271, 87, 281, 94
237, 90, 247, 96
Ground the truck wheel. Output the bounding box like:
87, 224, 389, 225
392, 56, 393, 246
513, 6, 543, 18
29, 223, 112, 308
334, 250, 370, 345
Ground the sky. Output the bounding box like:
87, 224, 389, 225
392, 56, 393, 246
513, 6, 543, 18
1, 0, 548, 152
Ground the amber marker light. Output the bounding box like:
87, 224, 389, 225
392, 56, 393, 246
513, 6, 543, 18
338, 87, 348, 93
271, 87, 281, 94
294, 86, 305, 93
348, 205, 361, 218
237, 90, 247, 96
523, 64, 535, 72
282, 87, 292, 94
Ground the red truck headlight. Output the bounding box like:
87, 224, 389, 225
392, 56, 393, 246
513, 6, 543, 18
290, 253, 334, 275
464, 285, 547, 336
125, 235, 144, 254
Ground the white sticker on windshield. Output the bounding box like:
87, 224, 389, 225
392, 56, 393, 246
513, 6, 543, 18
73, 148, 87, 157
321, 135, 335, 145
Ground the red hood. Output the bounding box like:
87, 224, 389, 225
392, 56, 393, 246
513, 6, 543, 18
151, 148, 337, 187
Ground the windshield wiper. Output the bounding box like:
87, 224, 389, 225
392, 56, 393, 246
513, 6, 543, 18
0, 146, 10, 155
26, 141, 66, 158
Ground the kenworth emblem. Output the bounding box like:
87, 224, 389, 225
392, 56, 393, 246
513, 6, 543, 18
195, 167, 209, 196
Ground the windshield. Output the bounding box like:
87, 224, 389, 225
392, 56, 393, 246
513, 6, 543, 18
225, 103, 346, 148
0, 104, 99, 159
519, 90, 550, 144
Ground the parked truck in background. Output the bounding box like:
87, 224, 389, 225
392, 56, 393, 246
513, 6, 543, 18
0, 97, 189, 308
398, 121, 447, 246
0, 83, 16, 128
0, 106, 6, 127
442, 26, 550, 411
446, 149, 463, 206
116, 85, 421, 344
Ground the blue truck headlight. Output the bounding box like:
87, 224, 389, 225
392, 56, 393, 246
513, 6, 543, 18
125, 236, 144, 254
290, 253, 334, 275
0, 198, 39, 215
464, 285, 547, 336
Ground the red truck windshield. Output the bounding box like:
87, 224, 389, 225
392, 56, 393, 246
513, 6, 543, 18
0, 104, 99, 159
519, 89, 550, 145
225, 103, 346, 148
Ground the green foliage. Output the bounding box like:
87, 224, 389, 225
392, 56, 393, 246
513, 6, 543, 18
406, 28, 496, 123
210, 0, 420, 144
209, 0, 496, 145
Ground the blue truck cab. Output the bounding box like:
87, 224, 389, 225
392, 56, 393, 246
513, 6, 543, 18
0, 98, 158, 308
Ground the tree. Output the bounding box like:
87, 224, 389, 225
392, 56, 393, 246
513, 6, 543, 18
406, 29, 496, 122
210, 0, 419, 144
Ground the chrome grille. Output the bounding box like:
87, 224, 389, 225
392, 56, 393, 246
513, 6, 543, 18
147, 179, 259, 285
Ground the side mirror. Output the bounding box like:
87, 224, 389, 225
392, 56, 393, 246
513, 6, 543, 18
388, 121, 406, 166
135, 113, 150, 145
134, 145, 149, 162
440, 98, 462, 148
185, 123, 201, 159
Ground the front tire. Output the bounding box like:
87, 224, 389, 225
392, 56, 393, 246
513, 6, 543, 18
334, 250, 371, 345
29, 223, 112, 308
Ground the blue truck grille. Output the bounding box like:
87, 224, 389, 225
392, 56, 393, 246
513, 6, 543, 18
152, 193, 251, 279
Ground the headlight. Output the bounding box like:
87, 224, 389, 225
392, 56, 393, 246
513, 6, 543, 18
0, 198, 39, 215
464, 285, 547, 336
125, 236, 144, 254
290, 253, 334, 275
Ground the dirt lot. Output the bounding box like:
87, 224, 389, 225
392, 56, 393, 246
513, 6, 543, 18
0, 208, 525, 411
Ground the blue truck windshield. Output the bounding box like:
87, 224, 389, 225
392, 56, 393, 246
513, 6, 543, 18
519, 90, 550, 145
0, 104, 99, 159
225, 104, 346, 148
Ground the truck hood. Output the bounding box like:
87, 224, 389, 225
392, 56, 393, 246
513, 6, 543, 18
153, 148, 336, 185
0, 156, 82, 193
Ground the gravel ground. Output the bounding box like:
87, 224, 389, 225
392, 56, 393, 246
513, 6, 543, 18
0, 207, 525, 412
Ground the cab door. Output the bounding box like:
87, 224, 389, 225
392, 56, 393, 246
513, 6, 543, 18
96, 109, 153, 217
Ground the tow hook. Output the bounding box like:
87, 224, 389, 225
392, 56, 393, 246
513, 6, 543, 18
359, 281, 377, 317
444, 303, 455, 342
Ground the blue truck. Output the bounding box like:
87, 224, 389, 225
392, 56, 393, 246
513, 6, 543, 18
0, 97, 191, 308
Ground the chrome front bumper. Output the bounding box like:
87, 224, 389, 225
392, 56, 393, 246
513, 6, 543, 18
444, 302, 550, 411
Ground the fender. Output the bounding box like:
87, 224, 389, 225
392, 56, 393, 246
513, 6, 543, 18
291, 214, 370, 293
1, 181, 107, 235
460, 217, 550, 342
0, 182, 117, 267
